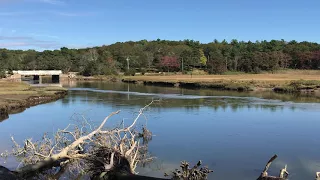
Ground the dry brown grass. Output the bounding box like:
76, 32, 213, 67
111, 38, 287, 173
123, 70, 320, 92
0, 81, 66, 107
125, 70, 320, 83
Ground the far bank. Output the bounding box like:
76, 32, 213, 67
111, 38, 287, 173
122, 72, 320, 96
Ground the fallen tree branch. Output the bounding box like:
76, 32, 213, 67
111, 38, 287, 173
15, 110, 121, 176
257, 154, 289, 180
0, 101, 158, 179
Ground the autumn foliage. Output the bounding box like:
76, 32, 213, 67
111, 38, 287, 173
160, 56, 180, 72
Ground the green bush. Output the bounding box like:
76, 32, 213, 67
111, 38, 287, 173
140, 68, 146, 75
253, 67, 262, 74
124, 69, 136, 76
81, 61, 98, 76
102, 67, 118, 76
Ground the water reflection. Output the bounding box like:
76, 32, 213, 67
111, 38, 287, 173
62, 81, 320, 103
64, 87, 308, 113
1, 81, 320, 180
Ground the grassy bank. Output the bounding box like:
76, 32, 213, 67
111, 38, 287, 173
122, 71, 320, 93
0, 81, 67, 121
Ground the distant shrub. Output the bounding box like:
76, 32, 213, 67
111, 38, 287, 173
182, 70, 188, 74
102, 67, 118, 76
140, 68, 146, 75
253, 67, 262, 74
0, 69, 6, 78
191, 69, 208, 75
124, 69, 136, 76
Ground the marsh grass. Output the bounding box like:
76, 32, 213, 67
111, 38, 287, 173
0, 81, 66, 110
123, 70, 320, 93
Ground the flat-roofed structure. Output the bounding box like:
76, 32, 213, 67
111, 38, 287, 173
12, 70, 62, 83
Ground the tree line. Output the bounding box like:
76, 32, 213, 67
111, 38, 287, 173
1, 39, 320, 77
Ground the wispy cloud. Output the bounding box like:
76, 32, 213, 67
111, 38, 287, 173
0, 0, 65, 5
29, 33, 59, 39
0, 42, 28, 47
0, 41, 60, 49
39, 0, 65, 5
0, 0, 20, 4
0, 11, 32, 16
0, 35, 60, 49
52, 11, 97, 17
0, 35, 34, 40
0, 11, 96, 17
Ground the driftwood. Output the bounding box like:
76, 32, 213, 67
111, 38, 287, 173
165, 160, 213, 180
14, 110, 121, 178
316, 172, 320, 180
1, 101, 157, 179
257, 155, 289, 180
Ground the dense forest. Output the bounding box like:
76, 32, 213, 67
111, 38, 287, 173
1, 39, 320, 77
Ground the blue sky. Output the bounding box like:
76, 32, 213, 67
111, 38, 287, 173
0, 0, 320, 50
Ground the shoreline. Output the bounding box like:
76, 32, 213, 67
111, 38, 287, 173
122, 75, 320, 95
0, 81, 68, 121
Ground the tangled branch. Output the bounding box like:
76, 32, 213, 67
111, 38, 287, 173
1, 100, 157, 179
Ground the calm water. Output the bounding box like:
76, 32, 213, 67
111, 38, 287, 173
1, 81, 320, 179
